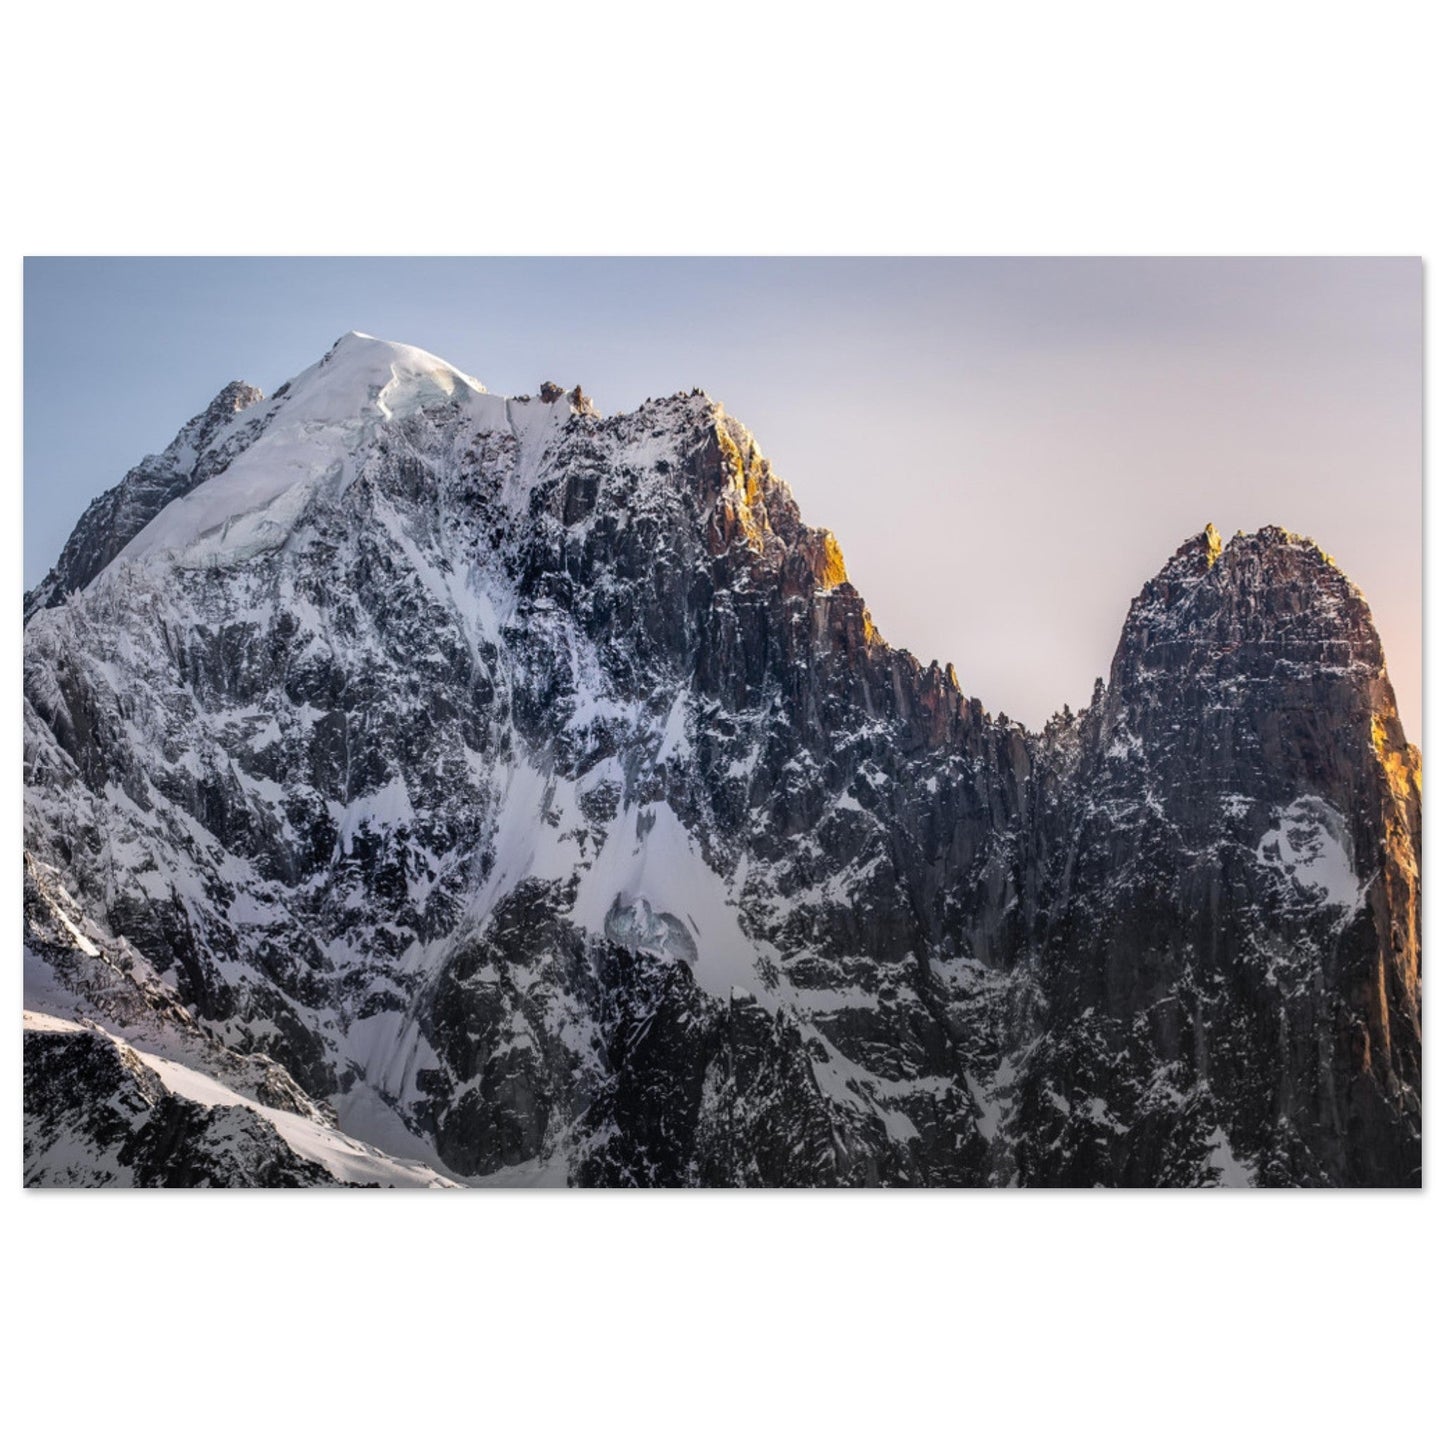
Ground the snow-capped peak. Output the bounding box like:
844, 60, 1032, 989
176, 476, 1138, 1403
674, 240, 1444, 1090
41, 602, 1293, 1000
112, 333, 511, 572
318, 330, 491, 409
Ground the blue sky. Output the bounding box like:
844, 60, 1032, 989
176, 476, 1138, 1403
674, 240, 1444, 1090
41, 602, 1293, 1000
23, 257, 1422, 739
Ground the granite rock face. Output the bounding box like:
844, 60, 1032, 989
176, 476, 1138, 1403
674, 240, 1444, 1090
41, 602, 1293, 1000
22, 334, 1421, 1186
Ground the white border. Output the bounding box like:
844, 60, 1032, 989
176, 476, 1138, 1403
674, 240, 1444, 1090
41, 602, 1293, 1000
4, 3, 1438, 1439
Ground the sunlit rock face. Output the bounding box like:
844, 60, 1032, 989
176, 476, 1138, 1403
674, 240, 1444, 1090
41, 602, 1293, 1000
22, 334, 1421, 1187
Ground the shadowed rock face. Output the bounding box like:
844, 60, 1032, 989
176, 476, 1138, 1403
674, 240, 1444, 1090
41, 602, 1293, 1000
22, 338, 1421, 1187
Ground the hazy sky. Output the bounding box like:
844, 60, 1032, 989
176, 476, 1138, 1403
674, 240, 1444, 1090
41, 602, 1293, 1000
24, 257, 1422, 742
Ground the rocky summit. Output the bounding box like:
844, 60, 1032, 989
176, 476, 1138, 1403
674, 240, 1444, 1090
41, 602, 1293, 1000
22, 332, 1422, 1187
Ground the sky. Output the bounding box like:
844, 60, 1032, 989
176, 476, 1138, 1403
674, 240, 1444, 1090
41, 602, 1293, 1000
23, 257, 1422, 742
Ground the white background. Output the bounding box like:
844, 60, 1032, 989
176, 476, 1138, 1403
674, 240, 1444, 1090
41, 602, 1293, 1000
3, 3, 1437, 1440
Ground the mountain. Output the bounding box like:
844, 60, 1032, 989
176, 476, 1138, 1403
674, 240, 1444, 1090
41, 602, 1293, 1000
24, 380, 268, 618
22, 332, 1422, 1187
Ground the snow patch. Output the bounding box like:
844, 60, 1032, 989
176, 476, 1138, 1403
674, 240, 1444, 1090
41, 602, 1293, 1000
571, 803, 765, 1003
1256, 795, 1364, 913
1204, 1126, 1255, 1187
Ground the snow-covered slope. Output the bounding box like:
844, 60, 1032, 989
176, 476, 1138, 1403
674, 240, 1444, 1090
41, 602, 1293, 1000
23, 865, 457, 1187
23, 335, 1422, 1187
116, 333, 507, 570
24, 1010, 457, 1188
24, 379, 267, 617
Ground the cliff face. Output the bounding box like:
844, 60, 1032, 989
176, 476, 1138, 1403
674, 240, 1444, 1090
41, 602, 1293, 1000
1016, 526, 1420, 1185
22, 334, 1421, 1186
